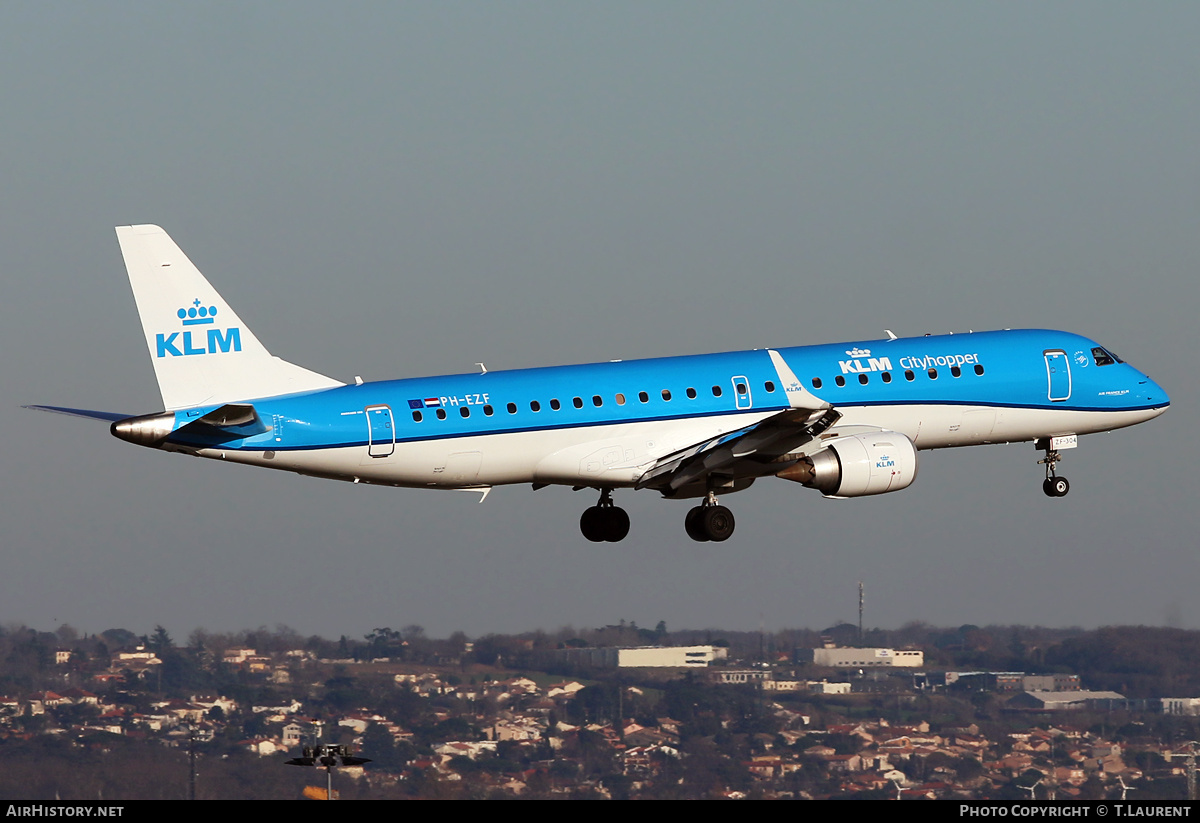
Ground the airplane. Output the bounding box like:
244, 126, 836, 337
28, 225, 1170, 543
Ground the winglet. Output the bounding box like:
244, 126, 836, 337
768, 350, 832, 411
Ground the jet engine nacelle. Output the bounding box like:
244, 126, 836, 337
776, 431, 918, 497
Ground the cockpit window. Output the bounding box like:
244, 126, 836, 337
1091, 347, 1120, 366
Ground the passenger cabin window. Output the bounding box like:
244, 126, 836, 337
858, 374, 868, 385
661, 389, 672, 401
436, 409, 447, 420
686, 387, 697, 399
764, 381, 776, 393
484, 405, 494, 416
550, 399, 561, 410
615, 393, 626, 405
712, 385, 723, 397
905, 370, 915, 381
593, 395, 603, 407
530, 400, 541, 412
928, 368, 938, 379
812, 377, 822, 389
881, 372, 892, 383
412, 411, 423, 422
974, 364, 985, 375
506, 402, 517, 414
639, 391, 649, 403
573, 397, 583, 408
951, 366, 961, 377
835, 376, 846, 387
460, 407, 470, 418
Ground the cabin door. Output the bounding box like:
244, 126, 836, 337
366, 405, 395, 457
1044, 351, 1071, 402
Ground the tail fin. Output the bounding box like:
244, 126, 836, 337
117, 224, 344, 410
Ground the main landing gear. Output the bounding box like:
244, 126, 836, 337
1038, 445, 1070, 498
684, 492, 736, 542
580, 489, 630, 542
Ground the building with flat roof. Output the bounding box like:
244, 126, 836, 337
797, 648, 924, 668
545, 645, 728, 669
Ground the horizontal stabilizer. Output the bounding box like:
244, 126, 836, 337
23, 405, 131, 423
110, 402, 271, 448
194, 403, 261, 428
173, 403, 270, 440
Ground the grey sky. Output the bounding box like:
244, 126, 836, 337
3, 3, 1196, 640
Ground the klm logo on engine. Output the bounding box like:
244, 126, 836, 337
839, 347, 892, 375
155, 299, 242, 358
875, 454, 896, 469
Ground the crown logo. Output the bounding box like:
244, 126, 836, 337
846, 347, 871, 357
177, 298, 218, 326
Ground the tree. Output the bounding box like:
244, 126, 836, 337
148, 625, 173, 655
361, 723, 403, 770
364, 628, 403, 660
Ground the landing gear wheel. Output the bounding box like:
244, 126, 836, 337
602, 507, 630, 542
1042, 476, 1070, 497
580, 506, 606, 542
701, 505, 736, 542
580, 490, 631, 542
685, 506, 709, 542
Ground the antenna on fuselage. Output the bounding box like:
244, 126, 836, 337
884, 330, 898, 341
476, 363, 487, 374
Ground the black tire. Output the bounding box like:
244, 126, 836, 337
684, 506, 709, 542
580, 506, 605, 542
1051, 476, 1070, 497
702, 505, 736, 542
1042, 478, 1057, 497
603, 507, 631, 542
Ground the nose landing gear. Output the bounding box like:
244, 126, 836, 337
1042, 475, 1070, 497
685, 491, 736, 542
579, 489, 630, 542
1038, 443, 1070, 497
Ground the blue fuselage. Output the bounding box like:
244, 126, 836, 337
170, 329, 1167, 461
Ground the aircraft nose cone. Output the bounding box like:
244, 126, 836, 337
111, 412, 176, 447
1134, 375, 1170, 423
1145, 376, 1170, 410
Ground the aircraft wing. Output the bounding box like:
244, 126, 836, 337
635, 406, 841, 493
635, 349, 841, 494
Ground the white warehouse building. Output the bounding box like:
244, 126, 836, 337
798, 648, 924, 668
546, 645, 728, 669
618, 646, 728, 667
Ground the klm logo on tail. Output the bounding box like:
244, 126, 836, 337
156, 299, 242, 358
